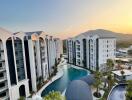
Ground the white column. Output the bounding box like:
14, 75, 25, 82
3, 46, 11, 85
22, 39, 27, 79
12, 37, 18, 83
3, 41, 11, 86
36, 40, 42, 77
44, 39, 49, 79
28, 40, 37, 92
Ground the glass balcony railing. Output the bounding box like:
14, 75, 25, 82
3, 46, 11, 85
0, 76, 7, 83
0, 67, 6, 72
0, 94, 9, 100
0, 85, 8, 93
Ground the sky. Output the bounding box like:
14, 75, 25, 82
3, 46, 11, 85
0, 0, 132, 39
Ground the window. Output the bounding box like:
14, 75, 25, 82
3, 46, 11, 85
16, 60, 19, 64
0, 92, 6, 97
107, 40, 109, 43
15, 51, 18, 56
15, 43, 17, 47
0, 82, 5, 88
107, 45, 109, 48
0, 73, 4, 78
0, 63, 2, 67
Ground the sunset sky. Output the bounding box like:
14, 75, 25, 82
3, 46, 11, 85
0, 0, 132, 39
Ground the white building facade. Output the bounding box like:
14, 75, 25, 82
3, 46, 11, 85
67, 33, 116, 71
0, 28, 62, 100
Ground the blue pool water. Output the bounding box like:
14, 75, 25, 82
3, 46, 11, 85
41, 64, 89, 96
108, 84, 127, 100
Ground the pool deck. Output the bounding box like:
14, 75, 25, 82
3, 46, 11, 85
36, 58, 66, 96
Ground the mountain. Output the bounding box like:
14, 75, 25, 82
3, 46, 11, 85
76, 29, 132, 48
80, 29, 132, 42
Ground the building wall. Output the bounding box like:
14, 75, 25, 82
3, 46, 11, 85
0, 29, 62, 99
67, 34, 116, 71
98, 38, 116, 70
67, 39, 74, 64
9, 80, 30, 100
0, 39, 9, 100
54, 38, 63, 61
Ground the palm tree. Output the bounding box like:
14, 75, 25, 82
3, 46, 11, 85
105, 59, 114, 89
126, 80, 132, 100
106, 59, 114, 71
43, 91, 65, 100
120, 70, 125, 82
107, 74, 115, 91
93, 71, 102, 98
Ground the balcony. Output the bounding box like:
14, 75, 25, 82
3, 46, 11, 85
0, 59, 5, 62
0, 96, 9, 100
0, 77, 7, 83
0, 67, 6, 72
0, 93, 9, 100
0, 49, 4, 52
0, 86, 8, 93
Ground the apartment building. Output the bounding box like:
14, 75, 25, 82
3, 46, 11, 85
54, 38, 63, 61
67, 32, 116, 71
0, 28, 62, 100
0, 28, 11, 100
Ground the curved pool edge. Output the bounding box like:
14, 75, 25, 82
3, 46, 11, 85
36, 67, 64, 96
37, 64, 90, 97
107, 83, 127, 100
70, 64, 91, 75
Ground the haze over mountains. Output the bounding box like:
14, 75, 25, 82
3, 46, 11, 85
80, 29, 132, 42
63, 29, 132, 49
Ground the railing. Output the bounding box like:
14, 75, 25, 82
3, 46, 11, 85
0, 67, 6, 72
0, 95, 9, 100
0, 85, 8, 92
0, 59, 5, 62
0, 76, 7, 82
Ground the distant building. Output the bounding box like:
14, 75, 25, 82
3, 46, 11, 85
112, 69, 132, 81
0, 28, 62, 100
54, 38, 63, 61
67, 32, 116, 71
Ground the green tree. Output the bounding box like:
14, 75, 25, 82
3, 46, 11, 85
106, 59, 115, 90
126, 80, 132, 100
18, 96, 25, 100
107, 74, 115, 91
93, 71, 102, 98
43, 91, 65, 100
106, 59, 114, 71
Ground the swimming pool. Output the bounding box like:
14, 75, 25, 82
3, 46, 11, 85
108, 84, 127, 100
41, 64, 90, 97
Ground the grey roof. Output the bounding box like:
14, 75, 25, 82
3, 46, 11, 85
78, 29, 116, 38
25, 31, 43, 36
80, 75, 95, 85
13, 31, 43, 36
65, 80, 93, 100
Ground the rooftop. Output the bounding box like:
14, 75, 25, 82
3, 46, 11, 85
112, 69, 132, 76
